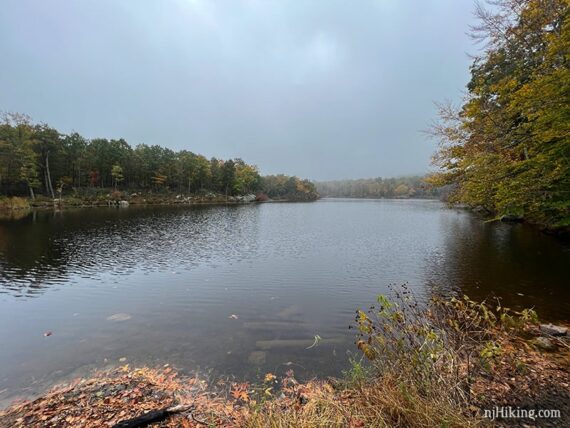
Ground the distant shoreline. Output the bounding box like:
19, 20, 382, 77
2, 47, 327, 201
318, 196, 441, 200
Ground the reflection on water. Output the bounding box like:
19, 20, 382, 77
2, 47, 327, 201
0, 200, 568, 405
425, 214, 570, 317
0, 206, 262, 296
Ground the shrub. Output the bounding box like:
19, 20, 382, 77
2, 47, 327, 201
0, 196, 30, 210
354, 285, 538, 411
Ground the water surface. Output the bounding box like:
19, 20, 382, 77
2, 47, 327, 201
1, 199, 568, 405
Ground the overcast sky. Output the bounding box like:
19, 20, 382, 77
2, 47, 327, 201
0, 1, 476, 180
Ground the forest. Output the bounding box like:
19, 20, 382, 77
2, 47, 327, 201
316, 176, 444, 199
429, 0, 570, 230
0, 113, 317, 202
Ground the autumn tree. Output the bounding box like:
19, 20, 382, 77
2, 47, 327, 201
429, 0, 570, 229
234, 159, 260, 194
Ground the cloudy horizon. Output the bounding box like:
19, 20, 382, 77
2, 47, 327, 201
0, 0, 477, 181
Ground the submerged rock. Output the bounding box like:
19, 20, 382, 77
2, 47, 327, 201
247, 350, 267, 365
540, 323, 568, 336
106, 313, 132, 322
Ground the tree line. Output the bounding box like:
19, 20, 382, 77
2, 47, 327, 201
429, 0, 570, 229
316, 176, 443, 199
0, 113, 317, 201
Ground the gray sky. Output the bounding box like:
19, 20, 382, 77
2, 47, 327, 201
0, 1, 476, 180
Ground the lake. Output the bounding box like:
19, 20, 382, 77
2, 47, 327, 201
1, 199, 569, 405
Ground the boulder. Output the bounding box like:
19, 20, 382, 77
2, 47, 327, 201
472, 205, 492, 214
500, 214, 523, 223
532, 336, 556, 351
540, 323, 568, 336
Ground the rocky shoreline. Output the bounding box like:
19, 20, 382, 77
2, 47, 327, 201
0, 192, 318, 212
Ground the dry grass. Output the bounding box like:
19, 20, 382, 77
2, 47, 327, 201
0, 196, 30, 210
246, 374, 480, 428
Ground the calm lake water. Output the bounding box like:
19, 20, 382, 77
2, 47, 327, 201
1, 199, 569, 405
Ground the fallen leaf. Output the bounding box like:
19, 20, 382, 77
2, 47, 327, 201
230, 383, 250, 402
351, 418, 365, 427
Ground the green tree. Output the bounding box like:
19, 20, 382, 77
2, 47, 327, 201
19, 144, 40, 199
195, 155, 211, 191
62, 132, 88, 188
0, 113, 315, 203
209, 158, 223, 192
221, 159, 236, 197
0, 113, 30, 188
31, 124, 62, 198
111, 164, 124, 189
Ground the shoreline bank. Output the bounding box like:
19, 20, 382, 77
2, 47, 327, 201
0, 192, 319, 213
1, 294, 569, 427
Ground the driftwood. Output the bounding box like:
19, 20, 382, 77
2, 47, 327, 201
255, 337, 344, 350
112, 404, 201, 428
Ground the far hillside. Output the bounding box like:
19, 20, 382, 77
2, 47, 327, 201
316, 176, 444, 199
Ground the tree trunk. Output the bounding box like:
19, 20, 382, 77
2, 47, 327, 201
45, 151, 55, 199
112, 404, 194, 428
29, 186, 35, 200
